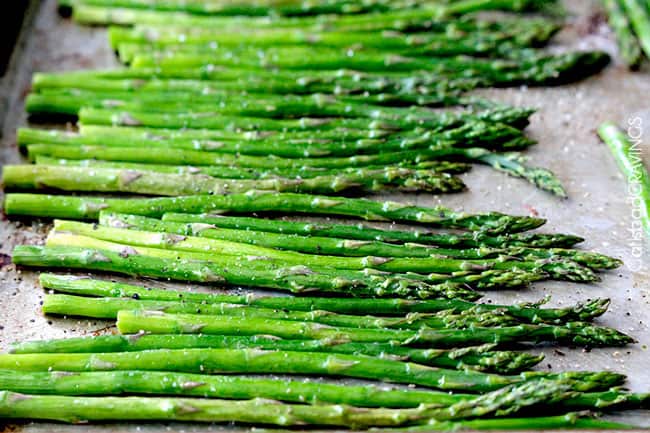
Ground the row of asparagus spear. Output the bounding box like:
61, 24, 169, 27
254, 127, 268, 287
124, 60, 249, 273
1, 0, 645, 428
17, 1, 616, 197
3, 194, 640, 427
0, 271, 645, 428
20, 90, 566, 195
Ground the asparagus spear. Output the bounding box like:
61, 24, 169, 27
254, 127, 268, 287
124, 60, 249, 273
0, 379, 582, 427
75, 105, 535, 131
25, 144, 565, 195
104, 18, 555, 50
0, 369, 647, 412
620, 0, 650, 60
47, 224, 597, 282
16, 243, 480, 299
602, 0, 643, 67
101, 212, 620, 270
40, 293, 544, 331
69, 1, 557, 28
4, 191, 546, 233
73, 122, 403, 141
74, 121, 401, 141
115, 309, 635, 347
65, 0, 558, 18
28, 70, 477, 100
0, 369, 461, 409
3, 164, 467, 195
76, 107, 411, 131
11, 334, 542, 373
30, 67, 482, 93
43, 231, 552, 291
64, 0, 402, 17
110, 30, 550, 61
21, 142, 519, 171
0, 347, 625, 392
598, 122, 650, 236
19, 121, 527, 157
128, 49, 609, 86
26, 91, 534, 130
34, 156, 472, 178
39, 274, 610, 323
161, 213, 583, 249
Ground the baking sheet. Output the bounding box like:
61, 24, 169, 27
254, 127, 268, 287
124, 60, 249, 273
0, 0, 649, 431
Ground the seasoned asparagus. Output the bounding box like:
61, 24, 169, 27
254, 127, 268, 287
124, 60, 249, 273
40, 293, 547, 331
13, 245, 483, 299
115, 309, 635, 348
3, 164, 467, 195
0, 379, 584, 427
26, 144, 564, 195
11, 333, 542, 373
161, 213, 583, 248
0, 347, 625, 392
35, 156, 472, 179
4, 191, 546, 233
0, 369, 646, 412
100, 212, 620, 270
45, 226, 597, 282
39, 274, 610, 323
18, 121, 527, 157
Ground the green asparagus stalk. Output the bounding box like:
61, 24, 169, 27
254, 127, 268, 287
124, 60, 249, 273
47, 224, 597, 282
104, 18, 555, 51
65, 0, 558, 19
19, 121, 527, 157
76, 107, 411, 131
115, 309, 635, 348
39, 274, 610, 323
27, 90, 535, 131
620, 0, 650, 60
0, 379, 584, 427
20, 142, 509, 171
25, 144, 565, 195
0, 369, 647, 412
75, 105, 535, 131
31, 66, 483, 93
29, 71, 474, 101
40, 293, 543, 331
0, 346, 625, 392
14, 245, 483, 299
161, 213, 583, 249
3, 164, 467, 195
127, 49, 609, 86
4, 191, 546, 233
69, 1, 556, 28
64, 0, 404, 18
42, 231, 552, 289
34, 156, 472, 178
602, 0, 643, 67
74, 121, 404, 141
111, 32, 549, 62
25, 234, 549, 291
101, 212, 620, 270
598, 122, 650, 236
74, 122, 400, 141
0, 369, 460, 409
11, 333, 542, 373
